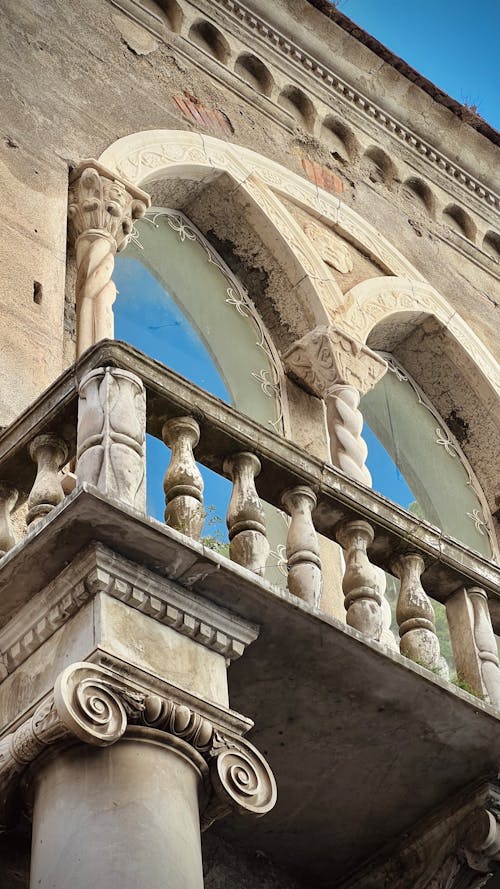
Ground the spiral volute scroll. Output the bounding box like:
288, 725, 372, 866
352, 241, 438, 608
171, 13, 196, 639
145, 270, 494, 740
54, 663, 145, 747
210, 740, 277, 818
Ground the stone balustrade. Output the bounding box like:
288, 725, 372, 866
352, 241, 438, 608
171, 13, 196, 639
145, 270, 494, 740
1, 340, 500, 706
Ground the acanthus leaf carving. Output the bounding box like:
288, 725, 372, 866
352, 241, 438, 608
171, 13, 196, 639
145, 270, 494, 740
68, 159, 150, 357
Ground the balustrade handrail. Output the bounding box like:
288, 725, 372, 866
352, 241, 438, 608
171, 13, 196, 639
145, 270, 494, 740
0, 338, 499, 603
2, 338, 500, 704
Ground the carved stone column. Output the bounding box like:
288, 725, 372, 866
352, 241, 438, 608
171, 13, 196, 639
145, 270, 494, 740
68, 160, 150, 357
0, 545, 276, 889
284, 327, 394, 642
283, 325, 387, 486
0, 661, 276, 889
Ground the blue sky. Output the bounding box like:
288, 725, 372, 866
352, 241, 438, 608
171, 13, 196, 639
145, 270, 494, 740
335, 0, 500, 130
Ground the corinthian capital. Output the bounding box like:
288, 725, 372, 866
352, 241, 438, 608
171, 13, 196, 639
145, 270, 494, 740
283, 325, 387, 398
68, 159, 150, 252
67, 160, 150, 356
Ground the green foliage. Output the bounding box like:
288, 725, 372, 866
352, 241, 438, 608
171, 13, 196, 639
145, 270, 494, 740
201, 505, 230, 557
451, 676, 484, 699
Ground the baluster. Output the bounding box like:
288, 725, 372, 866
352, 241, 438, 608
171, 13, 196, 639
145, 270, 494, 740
0, 483, 18, 556
447, 586, 500, 708
391, 553, 440, 670
27, 434, 68, 526
336, 519, 383, 639
281, 486, 322, 607
223, 453, 269, 576
162, 417, 204, 539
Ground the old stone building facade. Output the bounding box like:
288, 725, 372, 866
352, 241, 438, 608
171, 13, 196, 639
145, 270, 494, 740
1, 0, 500, 886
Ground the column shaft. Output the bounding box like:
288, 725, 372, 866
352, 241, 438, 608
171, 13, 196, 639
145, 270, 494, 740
29, 729, 206, 889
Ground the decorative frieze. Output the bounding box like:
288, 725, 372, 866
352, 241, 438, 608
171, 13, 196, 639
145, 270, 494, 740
302, 220, 353, 274
67, 159, 150, 357
76, 366, 146, 511
0, 543, 259, 681
212, 0, 499, 215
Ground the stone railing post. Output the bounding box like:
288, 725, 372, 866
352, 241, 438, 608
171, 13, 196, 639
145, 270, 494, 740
283, 325, 387, 486
67, 160, 150, 358
391, 553, 441, 671
162, 417, 205, 539
76, 367, 146, 511
284, 327, 395, 641
281, 485, 322, 607
224, 453, 269, 576
27, 434, 68, 526
447, 587, 500, 708
336, 519, 383, 640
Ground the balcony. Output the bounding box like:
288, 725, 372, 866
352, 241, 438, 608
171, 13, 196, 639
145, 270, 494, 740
1, 340, 500, 887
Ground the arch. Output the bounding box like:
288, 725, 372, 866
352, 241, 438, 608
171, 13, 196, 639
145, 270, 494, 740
159, 0, 183, 32
442, 203, 476, 241
277, 85, 315, 131
361, 145, 397, 185
321, 115, 358, 162
336, 275, 500, 524
483, 230, 500, 261
188, 20, 231, 64
235, 53, 273, 96
99, 129, 426, 281
335, 276, 500, 397
402, 177, 435, 216
98, 131, 500, 536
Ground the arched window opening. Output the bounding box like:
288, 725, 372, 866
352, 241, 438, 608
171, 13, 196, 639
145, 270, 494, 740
114, 208, 288, 584
361, 354, 495, 671
361, 354, 493, 557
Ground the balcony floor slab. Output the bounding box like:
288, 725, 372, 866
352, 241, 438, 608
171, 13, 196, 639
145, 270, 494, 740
1, 485, 500, 886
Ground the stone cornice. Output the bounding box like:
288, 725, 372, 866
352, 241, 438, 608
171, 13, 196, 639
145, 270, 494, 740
0, 543, 259, 681
111, 0, 498, 222
203, 0, 500, 216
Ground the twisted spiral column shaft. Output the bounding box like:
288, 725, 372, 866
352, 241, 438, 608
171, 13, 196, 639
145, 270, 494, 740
326, 383, 372, 486
75, 231, 117, 357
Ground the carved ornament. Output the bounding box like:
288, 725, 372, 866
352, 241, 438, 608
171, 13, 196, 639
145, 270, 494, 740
0, 661, 276, 830
283, 325, 387, 398
302, 220, 353, 274
68, 159, 150, 253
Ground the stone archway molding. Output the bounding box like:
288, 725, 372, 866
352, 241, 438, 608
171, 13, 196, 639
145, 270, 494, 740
336, 276, 500, 401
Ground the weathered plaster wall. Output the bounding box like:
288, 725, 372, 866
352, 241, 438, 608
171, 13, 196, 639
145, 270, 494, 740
1, 0, 498, 420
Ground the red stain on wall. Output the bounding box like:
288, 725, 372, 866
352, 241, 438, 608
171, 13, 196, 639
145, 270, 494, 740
173, 93, 234, 136
301, 157, 344, 194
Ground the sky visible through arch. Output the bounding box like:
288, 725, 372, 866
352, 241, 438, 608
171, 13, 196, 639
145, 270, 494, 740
333, 0, 500, 130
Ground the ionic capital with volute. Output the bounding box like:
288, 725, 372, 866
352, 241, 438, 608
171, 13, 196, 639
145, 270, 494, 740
67, 160, 150, 357
283, 325, 387, 486
0, 661, 276, 832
